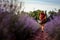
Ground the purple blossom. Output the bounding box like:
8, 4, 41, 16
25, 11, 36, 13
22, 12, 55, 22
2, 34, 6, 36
45, 15, 60, 33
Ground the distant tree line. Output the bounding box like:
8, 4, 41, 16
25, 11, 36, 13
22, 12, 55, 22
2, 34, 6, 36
28, 9, 60, 22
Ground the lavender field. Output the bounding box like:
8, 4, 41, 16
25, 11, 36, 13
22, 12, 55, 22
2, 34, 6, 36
0, 0, 60, 40
0, 7, 60, 40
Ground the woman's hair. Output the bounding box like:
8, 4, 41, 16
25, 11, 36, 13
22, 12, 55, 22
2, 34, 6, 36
0, 10, 40, 40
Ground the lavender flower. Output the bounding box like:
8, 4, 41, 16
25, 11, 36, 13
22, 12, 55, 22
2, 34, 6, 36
45, 13, 60, 40
0, 10, 40, 40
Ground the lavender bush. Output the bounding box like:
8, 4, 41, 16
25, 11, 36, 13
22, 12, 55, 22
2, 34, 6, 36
0, 9, 40, 40
44, 12, 60, 40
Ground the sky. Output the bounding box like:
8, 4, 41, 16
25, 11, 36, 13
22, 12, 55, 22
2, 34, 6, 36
20, 0, 60, 12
